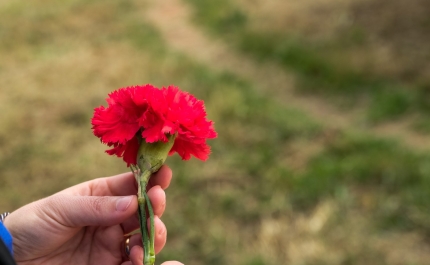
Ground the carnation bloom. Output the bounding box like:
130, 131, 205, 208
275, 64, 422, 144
91, 85, 217, 166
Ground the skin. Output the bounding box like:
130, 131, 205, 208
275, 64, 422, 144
3, 165, 183, 265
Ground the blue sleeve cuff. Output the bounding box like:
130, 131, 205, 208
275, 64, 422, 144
0, 222, 13, 255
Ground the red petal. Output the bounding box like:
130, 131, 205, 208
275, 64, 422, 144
132, 84, 157, 107
92, 106, 140, 144
92, 88, 146, 144
106, 137, 139, 166
139, 109, 168, 143
122, 137, 139, 166
169, 136, 211, 161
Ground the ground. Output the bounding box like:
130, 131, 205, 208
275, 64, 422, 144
1, 0, 430, 264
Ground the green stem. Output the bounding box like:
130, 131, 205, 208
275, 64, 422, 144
144, 192, 155, 262
133, 134, 176, 265
139, 170, 153, 265
138, 198, 150, 264
132, 165, 154, 265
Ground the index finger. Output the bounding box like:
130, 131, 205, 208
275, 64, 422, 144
60, 165, 172, 196
59, 171, 137, 196
147, 165, 173, 190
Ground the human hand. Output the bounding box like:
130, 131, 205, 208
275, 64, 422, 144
3, 165, 183, 265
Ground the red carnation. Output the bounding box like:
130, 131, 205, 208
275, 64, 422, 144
91, 85, 217, 166
92, 84, 216, 265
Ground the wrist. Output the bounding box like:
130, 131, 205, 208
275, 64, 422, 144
0, 212, 10, 223
1, 212, 12, 233
0, 212, 12, 236
0, 212, 14, 255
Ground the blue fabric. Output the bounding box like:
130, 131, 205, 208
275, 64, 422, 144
0, 222, 13, 254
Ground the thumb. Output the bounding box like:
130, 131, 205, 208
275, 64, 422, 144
161, 262, 184, 265
41, 194, 138, 227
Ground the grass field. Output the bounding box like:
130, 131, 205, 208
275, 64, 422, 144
187, 0, 430, 126
1, 0, 430, 264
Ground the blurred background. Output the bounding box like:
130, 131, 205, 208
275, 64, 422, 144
1, 0, 430, 264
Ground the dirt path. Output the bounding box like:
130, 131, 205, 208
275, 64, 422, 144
144, 0, 430, 152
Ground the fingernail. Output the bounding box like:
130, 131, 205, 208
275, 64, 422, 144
158, 226, 166, 236
116, 196, 133, 211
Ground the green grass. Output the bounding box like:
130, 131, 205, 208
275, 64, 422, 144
292, 134, 430, 232
186, 0, 430, 125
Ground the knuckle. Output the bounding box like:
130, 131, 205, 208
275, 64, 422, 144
90, 196, 108, 212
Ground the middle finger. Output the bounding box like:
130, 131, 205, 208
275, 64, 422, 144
121, 185, 166, 234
